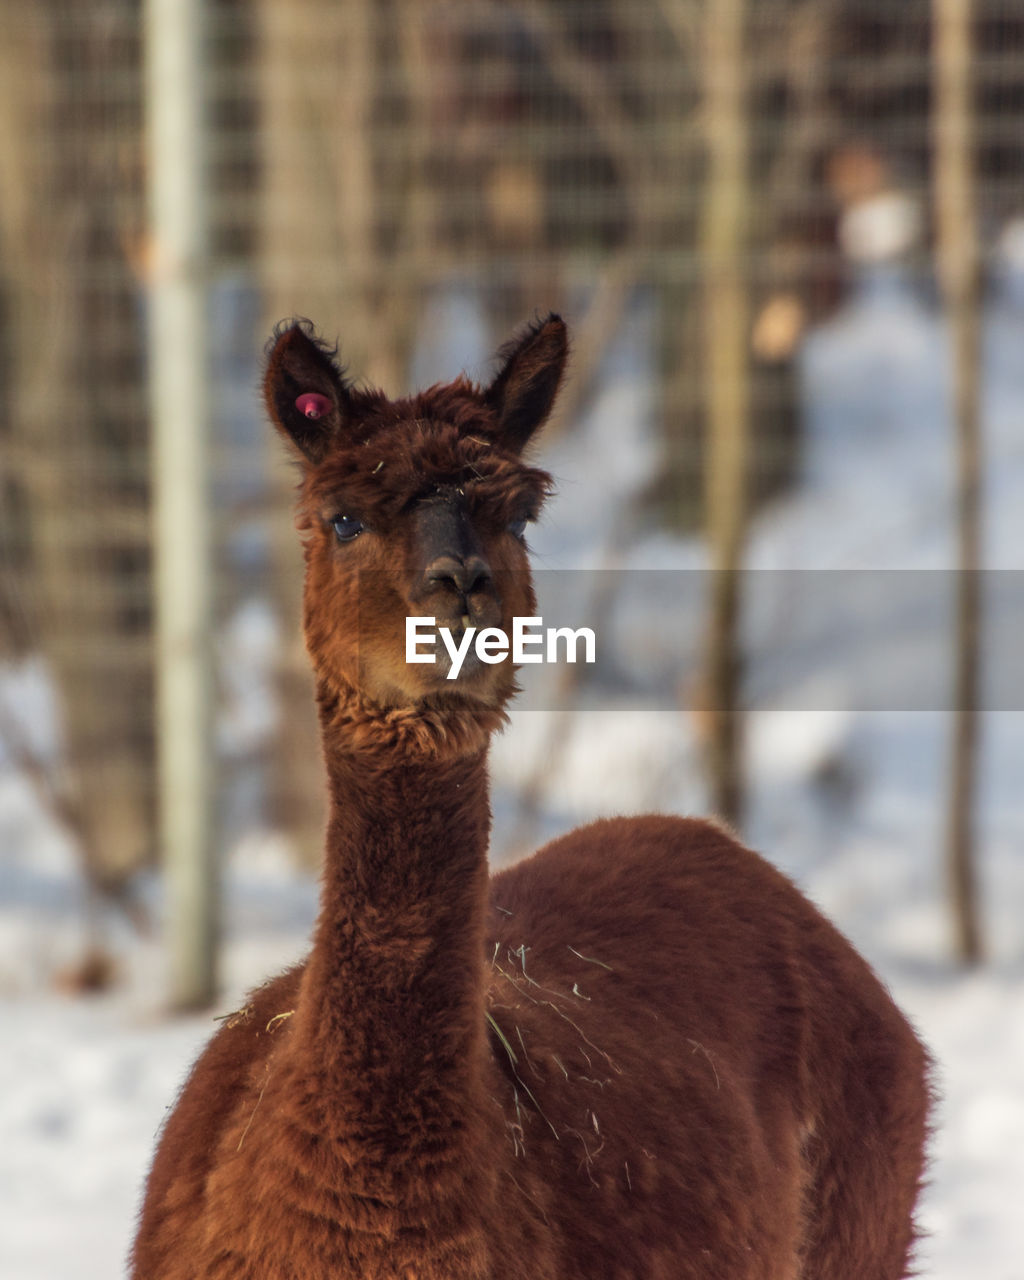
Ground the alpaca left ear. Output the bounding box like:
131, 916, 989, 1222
263, 320, 354, 464
484, 314, 568, 453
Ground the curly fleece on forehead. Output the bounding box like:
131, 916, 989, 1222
300, 391, 554, 527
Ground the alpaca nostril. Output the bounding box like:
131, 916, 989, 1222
425, 555, 492, 598
462, 556, 493, 596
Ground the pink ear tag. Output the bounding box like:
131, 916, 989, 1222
295, 392, 332, 421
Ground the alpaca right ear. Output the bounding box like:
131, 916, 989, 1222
484, 314, 569, 453
263, 321, 353, 464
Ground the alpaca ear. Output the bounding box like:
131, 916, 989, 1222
263, 321, 353, 464
484, 314, 568, 452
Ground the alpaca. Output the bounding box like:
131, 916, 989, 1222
132, 315, 931, 1279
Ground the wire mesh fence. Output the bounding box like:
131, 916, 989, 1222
1, 0, 1021, 971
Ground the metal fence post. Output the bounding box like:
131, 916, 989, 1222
933, 0, 984, 964
703, 0, 751, 828
145, 0, 218, 1007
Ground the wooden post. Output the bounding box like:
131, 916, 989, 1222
933, 0, 983, 964
145, 0, 218, 1006
702, 0, 750, 827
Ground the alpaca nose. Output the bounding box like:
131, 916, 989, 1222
424, 554, 493, 598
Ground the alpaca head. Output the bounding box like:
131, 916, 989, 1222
264, 314, 568, 741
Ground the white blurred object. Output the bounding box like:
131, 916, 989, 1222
996, 215, 1024, 273
839, 191, 921, 263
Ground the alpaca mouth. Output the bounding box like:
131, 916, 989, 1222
432, 630, 489, 681
408, 613, 511, 689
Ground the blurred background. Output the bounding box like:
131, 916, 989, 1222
1, 1, 1022, 1276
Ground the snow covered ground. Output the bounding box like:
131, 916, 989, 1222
1, 267, 1023, 1277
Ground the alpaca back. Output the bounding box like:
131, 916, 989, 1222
482, 815, 929, 1279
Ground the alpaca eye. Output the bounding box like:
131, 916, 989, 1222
332, 515, 363, 543
508, 517, 528, 540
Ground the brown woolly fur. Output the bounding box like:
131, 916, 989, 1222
132, 316, 932, 1279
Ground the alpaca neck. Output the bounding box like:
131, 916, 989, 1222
294, 691, 493, 1159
